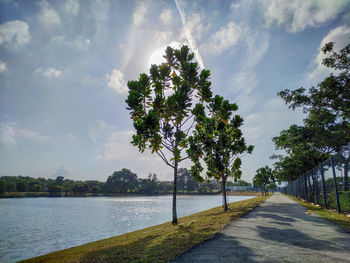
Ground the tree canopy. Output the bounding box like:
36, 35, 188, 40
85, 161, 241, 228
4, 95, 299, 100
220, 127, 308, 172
253, 166, 274, 195
188, 95, 253, 211
125, 45, 213, 224
272, 40, 350, 183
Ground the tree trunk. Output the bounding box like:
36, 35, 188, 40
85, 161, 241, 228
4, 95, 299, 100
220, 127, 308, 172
222, 176, 228, 211
172, 158, 178, 225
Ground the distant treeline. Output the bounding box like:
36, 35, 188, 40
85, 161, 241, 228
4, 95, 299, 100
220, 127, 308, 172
0, 168, 250, 197
0, 168, 252, 197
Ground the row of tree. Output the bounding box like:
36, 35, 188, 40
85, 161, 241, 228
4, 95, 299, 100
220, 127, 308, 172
253, 40, 349, 187
0, 168, 225, 195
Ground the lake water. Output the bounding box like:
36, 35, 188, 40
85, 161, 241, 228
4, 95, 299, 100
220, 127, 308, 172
0, 195, 253, 262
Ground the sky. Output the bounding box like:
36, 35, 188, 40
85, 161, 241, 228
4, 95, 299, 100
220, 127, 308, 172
0, 0, 350, 183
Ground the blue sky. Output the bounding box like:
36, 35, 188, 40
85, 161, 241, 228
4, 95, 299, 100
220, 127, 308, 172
1, 0, 349, 182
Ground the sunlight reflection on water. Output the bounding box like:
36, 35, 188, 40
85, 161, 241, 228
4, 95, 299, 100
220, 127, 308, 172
0, 195, 253, 263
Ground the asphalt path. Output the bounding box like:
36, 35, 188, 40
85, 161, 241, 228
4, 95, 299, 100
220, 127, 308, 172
172, 193, 350, 263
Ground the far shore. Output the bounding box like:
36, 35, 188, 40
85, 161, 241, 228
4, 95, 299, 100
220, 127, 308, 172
0, 190, 260, 198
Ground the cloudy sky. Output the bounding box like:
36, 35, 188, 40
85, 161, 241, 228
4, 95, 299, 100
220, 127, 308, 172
0, 0, 349, 182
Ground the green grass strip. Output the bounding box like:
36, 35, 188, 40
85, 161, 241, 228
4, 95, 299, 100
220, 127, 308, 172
286, 195, 350, 232
20, 195, 268, 263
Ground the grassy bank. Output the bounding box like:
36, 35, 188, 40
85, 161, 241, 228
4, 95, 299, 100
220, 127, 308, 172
286, 195, 350, 232
20, 195, 268, 263
227, 191, 261, 196
0, 192, 105, 198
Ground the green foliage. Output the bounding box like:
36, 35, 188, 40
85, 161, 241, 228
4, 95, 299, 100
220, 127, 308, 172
0, 180, 5, 194
126, 45, 212, 161
253, 166, 275, 195
271, 124, 328, 182
328, 191, 350, 213
16, 180, 28, 192
105, 168, 138, 193
47, 184, 62, 194
273, 40, 350, 182
188, 95, 253, 210
126, 45, 213, 224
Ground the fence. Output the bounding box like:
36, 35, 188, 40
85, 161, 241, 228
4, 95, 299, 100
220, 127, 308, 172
282, 143, 350, 213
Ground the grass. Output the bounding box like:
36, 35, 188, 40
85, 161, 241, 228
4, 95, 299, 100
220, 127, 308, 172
20, 195, 268, 263
286, 195, 350, 232
226, 191, 261, 196
0, 192, 50, 198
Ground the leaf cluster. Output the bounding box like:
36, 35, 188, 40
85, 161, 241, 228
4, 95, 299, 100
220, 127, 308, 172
273, 40, 350, 182
187, 95, 253, 182
125, 45, 213, 166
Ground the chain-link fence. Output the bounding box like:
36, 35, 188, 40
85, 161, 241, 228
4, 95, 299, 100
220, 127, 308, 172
282, 143, 350, 213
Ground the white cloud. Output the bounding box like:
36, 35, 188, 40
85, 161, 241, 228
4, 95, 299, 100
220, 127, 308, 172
94, 129, 163, 164
106, 69, 128, 95
88, 120, 108, 143
92, 125, 170, 179
175, 0, 204, 69
34, 67, 63, 79
203, 22, 241, 54
0, 60, 7, 73
0, 121, 52, 146
0, 20, 30, 48
0, 121, 16, 145
159, 9, 173, 25
154, 31, 172, 44
263, 0, 349, 33
37, 0, 61, 27
53, 166, 70, 177
308, 25, 350, 80
228, 32, 269, 114
95, 130, 136, 161
132, 2, 147, 26
63, 0, 79, 15
243, 97, 303, 143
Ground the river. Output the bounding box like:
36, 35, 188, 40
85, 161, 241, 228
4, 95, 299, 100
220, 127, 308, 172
0, 195, 253, 262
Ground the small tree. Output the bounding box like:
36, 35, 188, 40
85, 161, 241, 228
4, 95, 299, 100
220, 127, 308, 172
126, 45, 212, 224
253, 166, 273, 195
188, 95, 253, 211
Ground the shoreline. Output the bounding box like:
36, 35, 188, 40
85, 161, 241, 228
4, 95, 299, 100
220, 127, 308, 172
19, 195, 268, 263
0, 190, 260, 198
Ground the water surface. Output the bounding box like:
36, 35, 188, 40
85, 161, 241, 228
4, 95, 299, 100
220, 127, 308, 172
0, 195, 253, 262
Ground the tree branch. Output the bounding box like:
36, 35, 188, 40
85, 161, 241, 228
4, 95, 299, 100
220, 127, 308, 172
156, 150, 174, 168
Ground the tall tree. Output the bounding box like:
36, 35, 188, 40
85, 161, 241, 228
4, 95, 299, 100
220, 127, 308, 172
271, 124, 328, 182
188, 95, 253, 211
275, 40, 350, 183
125, 45, 212, 224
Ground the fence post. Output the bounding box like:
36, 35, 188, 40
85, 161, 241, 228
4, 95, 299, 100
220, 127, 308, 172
304, 174, 309, 202
312, 168, 320, 205
319, 164, 327, 209
307, 173, 312, 202
330, 156, 341, 213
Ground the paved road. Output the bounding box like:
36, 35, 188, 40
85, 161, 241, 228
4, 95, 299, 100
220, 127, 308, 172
172, 193, 350, 263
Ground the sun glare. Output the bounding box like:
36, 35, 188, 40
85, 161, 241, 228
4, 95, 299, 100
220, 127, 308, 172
147, 42, 181, 67
148, 47, 166, 67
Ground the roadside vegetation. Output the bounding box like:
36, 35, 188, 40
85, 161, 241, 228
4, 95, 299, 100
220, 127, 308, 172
287, 195, 350, 232
20, 195, 268, 263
